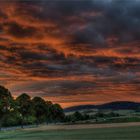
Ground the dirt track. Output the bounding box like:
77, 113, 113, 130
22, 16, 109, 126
25, 122, 140, 131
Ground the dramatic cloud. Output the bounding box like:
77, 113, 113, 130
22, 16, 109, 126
0, 0, 140, 107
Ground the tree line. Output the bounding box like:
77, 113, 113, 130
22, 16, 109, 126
0, 85, 65, 129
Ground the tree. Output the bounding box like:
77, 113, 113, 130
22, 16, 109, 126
45, 101, 53, 123
51, 104, 65, 123
16, 93, 34, 127
0, 86, 65, 127
32, 97, 47, 125
72, 111, 83, 122
0, 85, 14, 129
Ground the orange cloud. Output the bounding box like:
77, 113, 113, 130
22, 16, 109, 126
0, 0, 140, 108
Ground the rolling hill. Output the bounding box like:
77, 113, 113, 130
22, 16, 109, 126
64, 101, 140, 112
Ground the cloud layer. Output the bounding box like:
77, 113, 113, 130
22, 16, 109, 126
0, 0, 140, 107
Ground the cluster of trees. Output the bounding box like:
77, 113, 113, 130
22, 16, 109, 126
65, 111, 120, 123
65, 111, 90, 122
0, 85, 123, 128
94, 112, 120, 118
0, 85, 65, 128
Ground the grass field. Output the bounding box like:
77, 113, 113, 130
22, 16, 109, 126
0, 123, 140, 140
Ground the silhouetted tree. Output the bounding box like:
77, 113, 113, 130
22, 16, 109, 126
72, 111, 83, 122
51, 104, 65, 123
0, 86, 14, 130
0, 85, 65, 128
16, 93, 33, 127
45, 101, 53, 124
32, 97, 47, 125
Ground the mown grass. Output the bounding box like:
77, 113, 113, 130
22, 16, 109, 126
0, 125, 140, 140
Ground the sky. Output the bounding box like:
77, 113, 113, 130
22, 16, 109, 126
0, 0, 140, 108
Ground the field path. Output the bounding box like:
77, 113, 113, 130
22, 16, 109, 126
25, 122, 140, 131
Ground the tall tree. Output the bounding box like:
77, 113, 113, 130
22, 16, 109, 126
16, 93, 33, 127
32, 97, 47, 125
51, 104, 65, 123
0, 85, 14, 130
45, 101, 53, 123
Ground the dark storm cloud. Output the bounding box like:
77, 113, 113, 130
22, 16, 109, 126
67, 0, 140, 47
3, 22, 39, 38
0, 0, 140, 107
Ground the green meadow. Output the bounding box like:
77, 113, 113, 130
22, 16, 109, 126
0, 125, 140, 140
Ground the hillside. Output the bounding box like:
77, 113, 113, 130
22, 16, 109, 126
64, 101, 140, 112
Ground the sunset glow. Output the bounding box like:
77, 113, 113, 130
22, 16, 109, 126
0, 0, 140, 108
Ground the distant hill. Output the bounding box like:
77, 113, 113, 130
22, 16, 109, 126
64, 105, 96, 112
64, 101, 140, 112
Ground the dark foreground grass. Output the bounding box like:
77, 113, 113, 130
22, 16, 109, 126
0, 125, 140, 140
